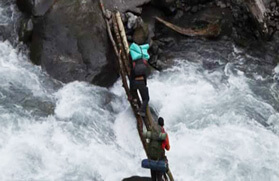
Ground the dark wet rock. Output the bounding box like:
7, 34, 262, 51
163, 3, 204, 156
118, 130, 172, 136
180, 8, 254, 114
151, 0, 177, 14
104, 0, 151, 13
19, 18, 33, 43
265, 0, 279, 34
270, 2, 277, 8
216, 1, 227, 8
16, 0, 55, 16
140, 0, 270, 68
16, 0, 33, 14
191, 6, 198, 13
173, 10, 184, 19
152, 0, 176, 7
30, 0, 118, 87
141, 5, 164, 38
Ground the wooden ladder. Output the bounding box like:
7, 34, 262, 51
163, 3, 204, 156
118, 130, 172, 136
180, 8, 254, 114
99, 1, 174, 180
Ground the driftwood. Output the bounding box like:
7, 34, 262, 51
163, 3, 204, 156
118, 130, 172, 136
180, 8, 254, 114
155, 16, 221, 37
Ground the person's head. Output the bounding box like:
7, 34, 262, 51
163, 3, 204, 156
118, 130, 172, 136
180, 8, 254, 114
158, 117, 164, 127
133, 18, 149, 45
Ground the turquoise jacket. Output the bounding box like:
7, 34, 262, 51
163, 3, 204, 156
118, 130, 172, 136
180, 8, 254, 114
129, 43, 150, 61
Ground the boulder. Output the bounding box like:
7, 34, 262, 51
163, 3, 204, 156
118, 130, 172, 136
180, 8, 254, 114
17, 0, 152, 15
19, 18, 33, 43
104, 0, 151, 13
30, 0, 118, 87
16, 0, 32, 14
16, 0, 55, 16
151, 0, 176, 14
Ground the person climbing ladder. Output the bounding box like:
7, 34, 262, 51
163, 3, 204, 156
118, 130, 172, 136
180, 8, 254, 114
98, 3, 174, 178
142, 117, 171, 181
129, 42, 150, 117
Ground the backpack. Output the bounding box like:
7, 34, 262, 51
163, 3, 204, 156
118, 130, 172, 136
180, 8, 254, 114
147, 127, 166, 160
129, 43, 150, 61
133, 59, 148, 77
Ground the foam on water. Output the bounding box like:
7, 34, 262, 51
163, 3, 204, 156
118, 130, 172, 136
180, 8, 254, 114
0, 37, 148, 180
0, 6, 9, 26
147, 61, 279, 181
1, 42, 279, 180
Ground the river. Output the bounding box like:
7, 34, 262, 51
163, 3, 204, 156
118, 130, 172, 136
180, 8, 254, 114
0, 1, 279, 181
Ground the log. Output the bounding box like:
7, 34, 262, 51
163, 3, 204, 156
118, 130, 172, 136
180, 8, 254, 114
116, 12, 130, 60
116, 12, 131, 76
155, 17, 221, 37
99, 0, 118, 57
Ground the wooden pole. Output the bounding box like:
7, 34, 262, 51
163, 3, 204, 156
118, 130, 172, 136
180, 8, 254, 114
116, 12, 131, 74
99, 0, 119, 58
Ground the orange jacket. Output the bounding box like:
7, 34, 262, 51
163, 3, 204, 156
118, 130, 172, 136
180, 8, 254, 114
161, 127, 170, 151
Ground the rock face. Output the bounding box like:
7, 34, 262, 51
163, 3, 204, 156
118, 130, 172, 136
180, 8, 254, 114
265, 0, 279, 35
30, 0, 118, 86
151, 0, 177, 14
16, 0, 154, 87
16, 0, 55, 16
19, 18, 33, 43
16, 0, 279, 86
104, 0, 151, 13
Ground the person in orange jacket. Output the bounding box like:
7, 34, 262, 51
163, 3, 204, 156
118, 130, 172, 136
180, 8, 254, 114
159, 117, 170, 151
150, 117, 170, 181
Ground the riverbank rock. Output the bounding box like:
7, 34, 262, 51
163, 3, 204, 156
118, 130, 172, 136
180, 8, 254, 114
30, 0, 118, 87
16, 0, 155, 87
